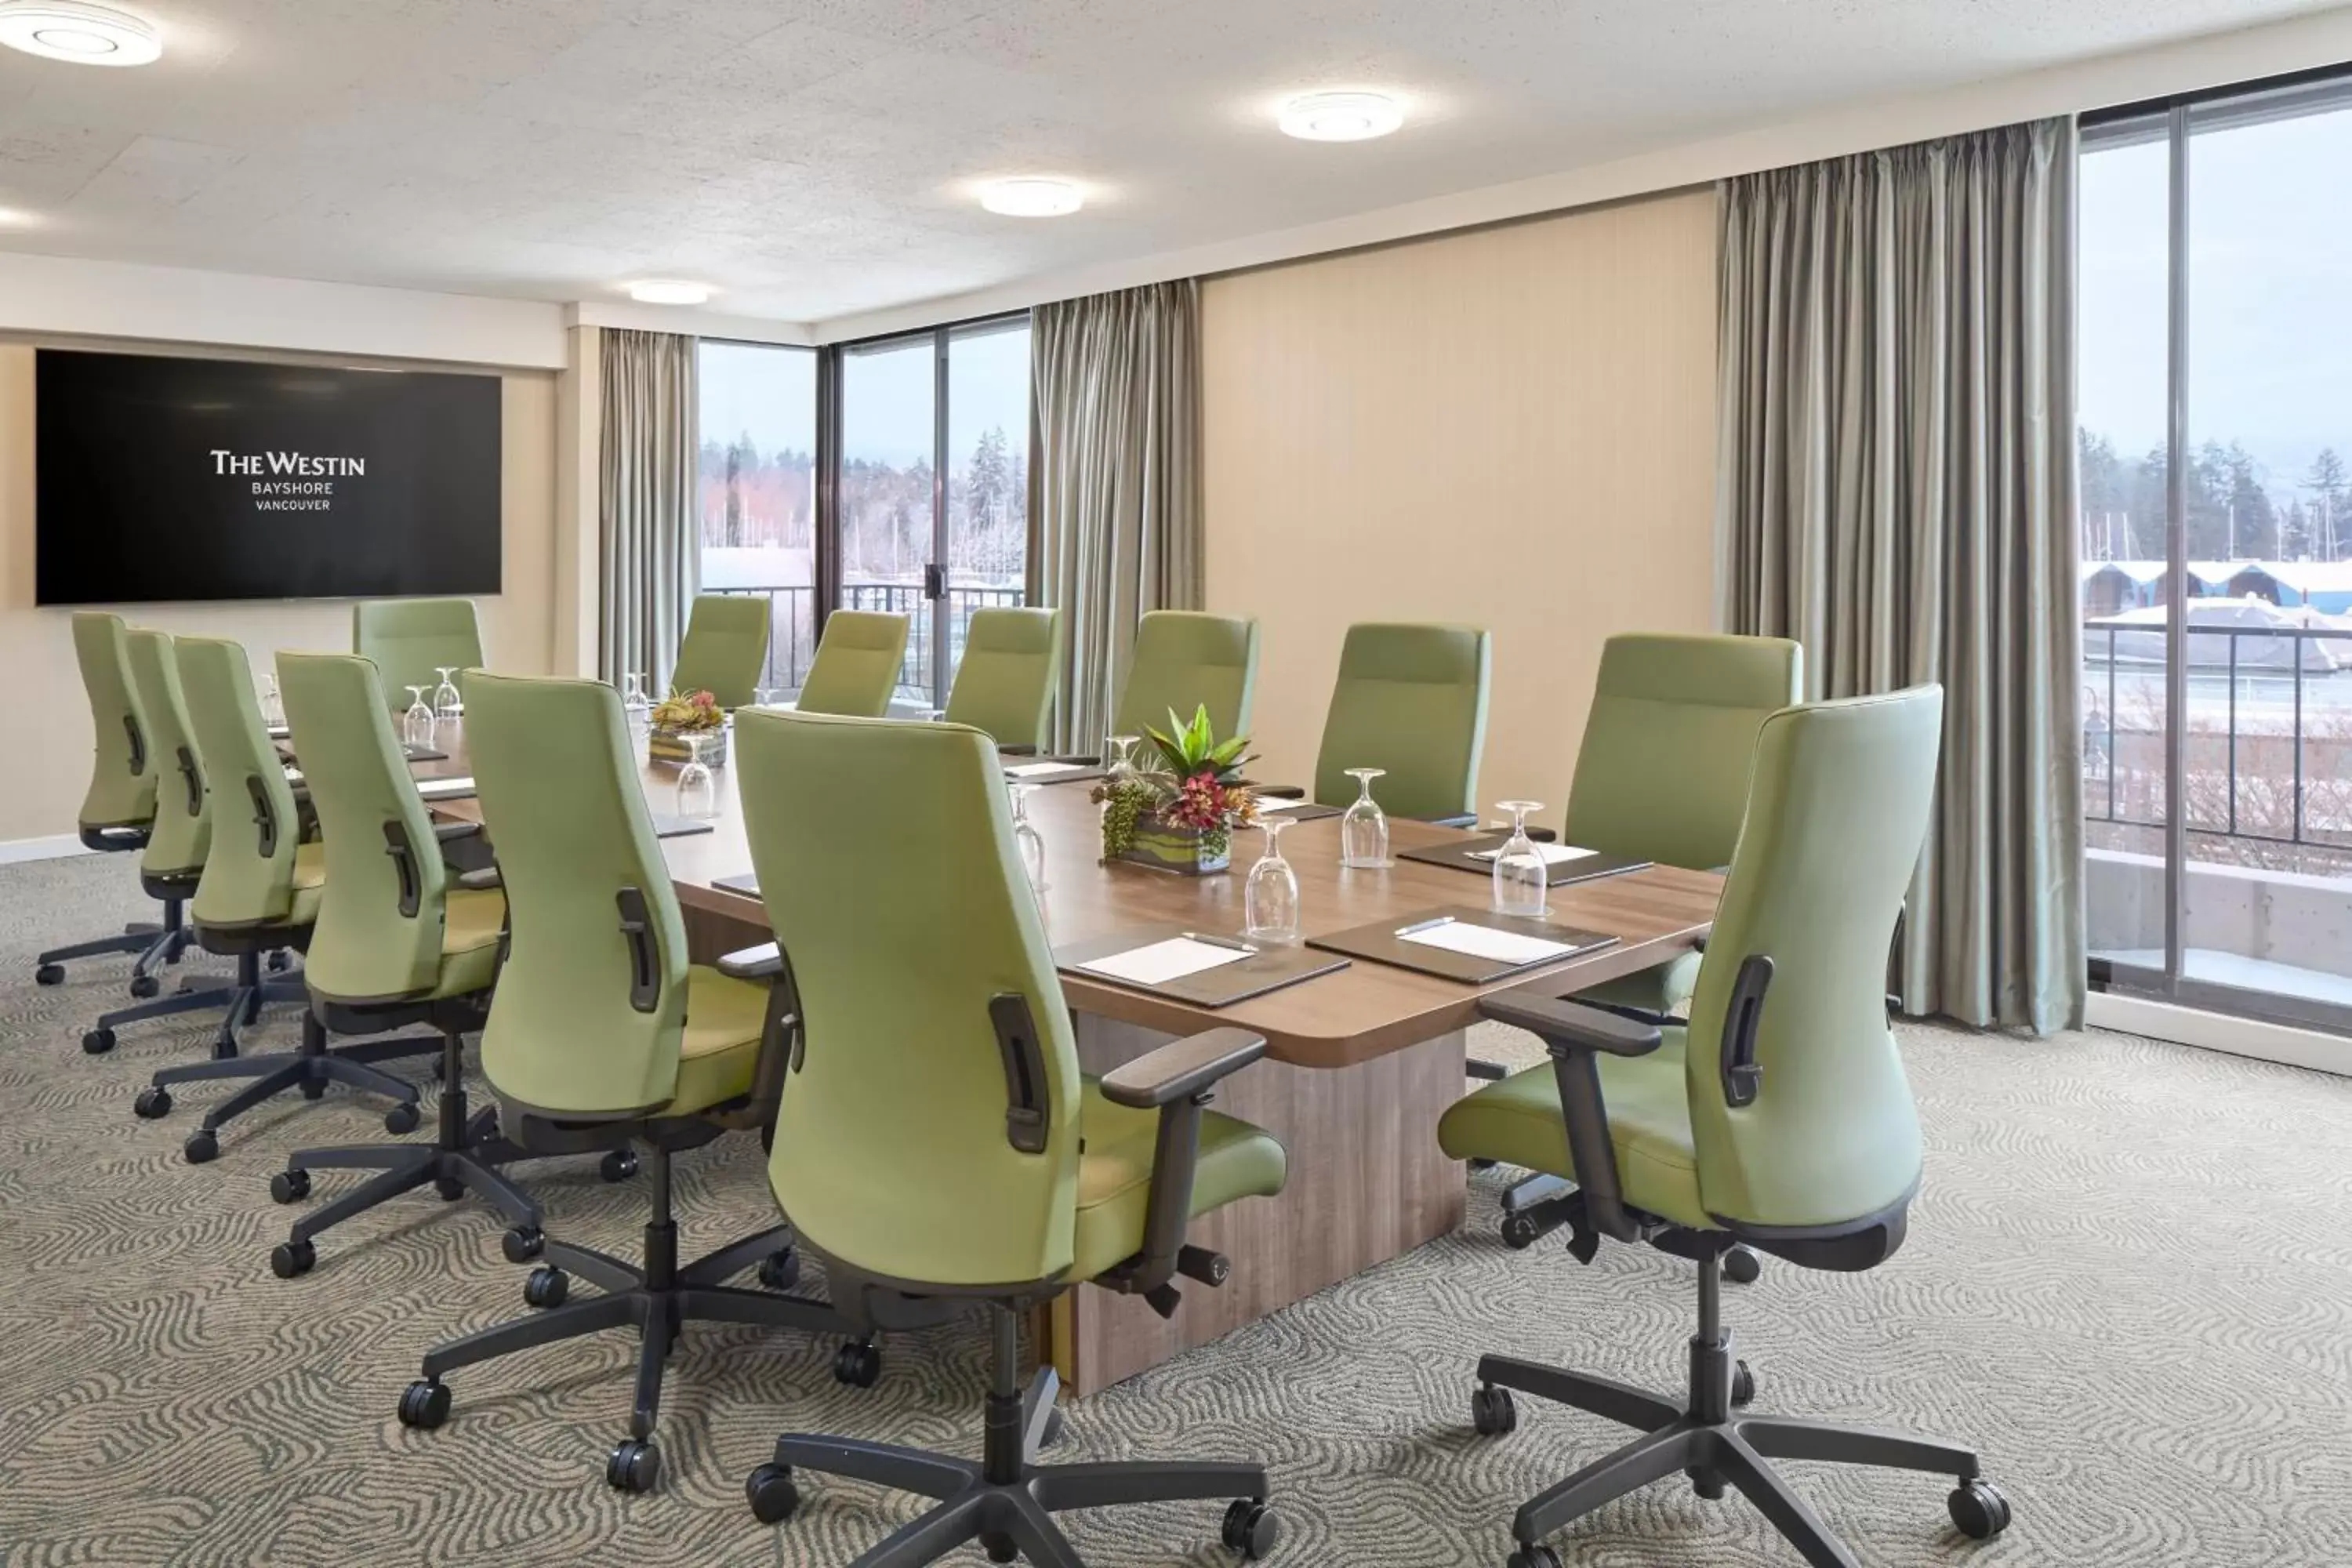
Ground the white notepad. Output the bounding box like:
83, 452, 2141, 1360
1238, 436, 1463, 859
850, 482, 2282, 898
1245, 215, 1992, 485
1252, 797, 1309, 812
1005, 761, 1086, 779
1079, 936, 1253, 987
1468, 843, 1598, 866
1397, 921, 1575, 966
416, 775, 476, 800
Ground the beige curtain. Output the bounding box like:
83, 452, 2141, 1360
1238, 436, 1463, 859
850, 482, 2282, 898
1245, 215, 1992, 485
599, 328, 699, 695
1716, 117, 2084, 1034
1032, 280, 1203, 753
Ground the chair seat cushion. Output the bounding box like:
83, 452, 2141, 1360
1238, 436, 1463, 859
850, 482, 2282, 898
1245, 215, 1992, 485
426, 885, 508, 998
1436, 1026, 1713, 1231
289, 840, 327, 926
1069, 1080, 1288, 1283
665, 966, 768, 1116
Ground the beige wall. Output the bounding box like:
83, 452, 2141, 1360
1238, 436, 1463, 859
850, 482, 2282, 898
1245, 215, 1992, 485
1202, 189, 1720, 826
0, 341, 559, 842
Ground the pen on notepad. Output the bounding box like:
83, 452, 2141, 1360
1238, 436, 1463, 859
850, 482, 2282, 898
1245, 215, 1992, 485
1181, 931, 1258, 954
1394, 916, 1455, 937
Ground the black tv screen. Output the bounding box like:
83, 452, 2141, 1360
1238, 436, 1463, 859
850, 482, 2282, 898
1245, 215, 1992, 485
35, 350, 502, 605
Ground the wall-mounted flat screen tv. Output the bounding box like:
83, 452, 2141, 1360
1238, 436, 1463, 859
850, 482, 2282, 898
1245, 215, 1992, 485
35, 349, 502, 605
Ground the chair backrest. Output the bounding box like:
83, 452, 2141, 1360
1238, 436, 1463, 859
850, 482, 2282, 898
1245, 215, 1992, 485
735, 710, 1083, 1290
1682, 687, 1944, 1235
796, 611, 909, 717
466, 672, 691, 1117
1312, 622, 1490, 820
179, 638, 303, 930
125, 630, 212, 878
71, 610, 156, 830
278, 651, 451, 1003
1112, 610, 1260, 744
669, 593, 771, 710
1564, 633, 1803, 869
943, 606, 1062, 750
352, 597, 484, 712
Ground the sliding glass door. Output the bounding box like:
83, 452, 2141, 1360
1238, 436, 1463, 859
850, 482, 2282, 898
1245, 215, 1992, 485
695, 341, 816, 695
832, 315, 1033, 708
2080, 73, 2352, 1032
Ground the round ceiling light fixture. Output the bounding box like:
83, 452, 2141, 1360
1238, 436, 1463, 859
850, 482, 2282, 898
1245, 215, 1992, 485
0, 2, 162, 65
626, 280, 713, 306
1279, 90, 1405, 142
978, 178, 1083, 218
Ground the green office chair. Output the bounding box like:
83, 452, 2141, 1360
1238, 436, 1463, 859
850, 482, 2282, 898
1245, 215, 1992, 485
82, 631, 285, 1060
1439, 687, 2013, 1568
394, 671, 858, 1494
731, 709, 1288, 1566
264, 651, 549, 1279
35, 612, 181, 991
942, 605, 1063, 752
353, 597, 484, 713
1486, 632, 1802, 1254
795, 609, 909, 717
1110, 610, 1260, 746
669, 593, 772, 710
1310, 622, 1489, 822
132, 637, 431, 1161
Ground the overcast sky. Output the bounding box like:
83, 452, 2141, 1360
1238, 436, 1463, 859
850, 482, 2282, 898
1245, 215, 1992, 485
698, 321, 1029, 471
2080, 101, 2352, 496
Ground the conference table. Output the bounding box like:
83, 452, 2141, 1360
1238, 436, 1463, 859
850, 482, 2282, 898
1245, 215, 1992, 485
423, 724, 1722, 1396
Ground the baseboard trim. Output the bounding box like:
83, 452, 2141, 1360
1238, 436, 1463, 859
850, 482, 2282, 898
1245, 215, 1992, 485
0, 834, 96, 866
2086, 991, 2351, 1077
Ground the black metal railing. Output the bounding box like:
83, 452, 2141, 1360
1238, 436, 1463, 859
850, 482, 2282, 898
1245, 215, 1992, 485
710, 582, 1026, 701
2081, 618, 2352, 850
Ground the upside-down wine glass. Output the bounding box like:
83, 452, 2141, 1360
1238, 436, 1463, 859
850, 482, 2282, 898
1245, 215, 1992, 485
623, 672, 652, 735
1339, 766, 1392, 869
675, 733, 718, 820
1105, 734, 1141, 782
1490, 800, 1549, 919
1243, 815, 1301, 945
402, 686, 435, 749
432, 666, 463, 724
260, 673, 284, 731
1011, 783, 1047, 896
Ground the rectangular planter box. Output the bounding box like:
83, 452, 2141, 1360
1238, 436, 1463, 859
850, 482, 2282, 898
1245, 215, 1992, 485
1118, 815, 1230, 876
648, 726, 727, 768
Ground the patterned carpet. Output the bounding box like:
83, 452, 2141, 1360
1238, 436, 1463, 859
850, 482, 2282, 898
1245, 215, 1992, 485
2, 852, 2348, 1568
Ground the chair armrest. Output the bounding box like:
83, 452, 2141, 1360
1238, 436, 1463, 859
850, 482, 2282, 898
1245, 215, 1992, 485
456, 866, 502, 891
1101, 1027, 1265, 1109
996, 743, 1039, 757
1479, 992, 1663, 1058
1527, 825, 1559, 844
716, 942, 782, 980
1251, 784, 1307, 801
434, 820, 483, 844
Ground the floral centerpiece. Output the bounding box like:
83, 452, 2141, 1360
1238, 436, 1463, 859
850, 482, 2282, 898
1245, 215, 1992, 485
648, 688, 727, 766
1093, 705, 1258, 875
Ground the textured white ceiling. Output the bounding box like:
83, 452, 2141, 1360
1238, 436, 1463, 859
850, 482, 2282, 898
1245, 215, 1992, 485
0, 0, 2337, 325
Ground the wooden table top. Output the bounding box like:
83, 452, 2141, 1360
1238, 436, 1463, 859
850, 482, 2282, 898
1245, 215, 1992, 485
421, 721, 1721, 1069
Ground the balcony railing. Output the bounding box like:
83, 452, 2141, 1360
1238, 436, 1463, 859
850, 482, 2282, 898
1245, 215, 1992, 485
2082, 618, 2352, 858
708, 581, 1027, 700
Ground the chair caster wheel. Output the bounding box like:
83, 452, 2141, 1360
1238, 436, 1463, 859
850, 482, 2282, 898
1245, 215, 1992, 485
982, 1532, 1018, 1563
34, 963, 64, 985
397, 1377, 450, 1430
300, 1077, 327, 1100
383, 1102, 420, 1135
1472, 1384, 1518, 1436
431, 1176, 463, 1201
84, 1027, 117, 1056
524, 1266, 568, 1308
133, 1085, 171, 1119
599, 1149, 638, 1182
833, 1339, 881, 1388
129, 974, 161, 1000
1221, 1499, 1278, 1559
607, 1438, 660, 1494
183, 1129, 219, 1164
1508, 1546, 1563, 1568
267, 949, 292, 971
1731, 1359, 1755, 1407
502, 1226, 544, 1264
745, 1461, 798, 1523
270, 1169, 310, 1204
1724, 1246, 1761, 1284
270, 1239, 316, 1279
1948, 1478, 2012, 1540
757, 1247, 800, 1291
1500, 1211, 1544, 1250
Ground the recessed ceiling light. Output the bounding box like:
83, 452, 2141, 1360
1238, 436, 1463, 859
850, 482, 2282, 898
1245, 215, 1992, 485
0, 206, 37, 227
627, 280, 712, 306
1279, 90, 1405, 142
0, 2, 161, 66
979, 178, 1083, 218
